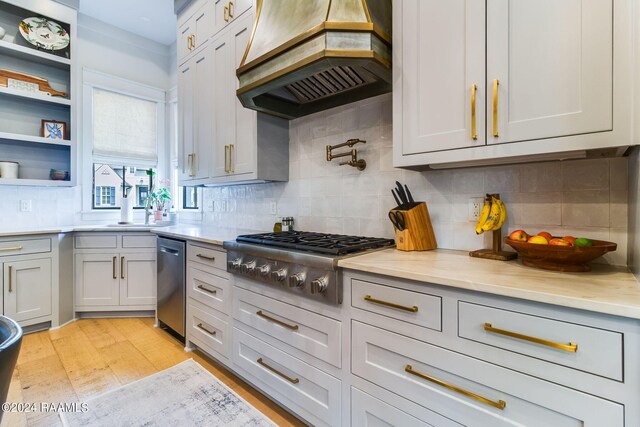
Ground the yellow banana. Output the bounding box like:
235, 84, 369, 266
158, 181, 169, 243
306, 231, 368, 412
481, 196, 502, 232
475, 198, 491, 235
492, 198, 507, 231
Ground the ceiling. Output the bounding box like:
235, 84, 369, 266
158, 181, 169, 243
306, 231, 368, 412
79, 0, 177, 46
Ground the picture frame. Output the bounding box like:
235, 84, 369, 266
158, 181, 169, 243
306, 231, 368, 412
41, 119, 67, 140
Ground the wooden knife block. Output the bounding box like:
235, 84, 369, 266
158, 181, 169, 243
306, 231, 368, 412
391, 202, 437, 251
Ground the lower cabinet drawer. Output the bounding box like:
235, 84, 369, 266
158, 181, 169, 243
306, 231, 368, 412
351, 387, 461, 427
187, 266, 230, 314
458, 301, 623, 381
75, 234, 118, 249
0, 238, 51, 256
352, 321, 623, 427
122, 234, 156, 248
187, 301, 229, 360
234, 287, 341, 367
233, 328, 341, 427
187, 243, 227, 271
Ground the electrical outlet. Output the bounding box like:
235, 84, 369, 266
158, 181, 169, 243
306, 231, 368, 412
270, 201, 277, 215
468, 197, 485, 221
20, 200, 32, 212
205, 200, 214, 212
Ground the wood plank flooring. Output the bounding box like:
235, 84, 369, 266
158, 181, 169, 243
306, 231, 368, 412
2, 318, 306, 427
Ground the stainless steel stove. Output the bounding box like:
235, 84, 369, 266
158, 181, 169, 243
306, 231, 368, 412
223, 231, 395, 304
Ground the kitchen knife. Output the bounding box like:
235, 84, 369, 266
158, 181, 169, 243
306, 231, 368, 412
391, 189, 402, 207
404, 184, 415, 205
395, 181, 408, 206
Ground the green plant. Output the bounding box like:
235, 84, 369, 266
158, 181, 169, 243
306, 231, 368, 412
150, 187, 172, 211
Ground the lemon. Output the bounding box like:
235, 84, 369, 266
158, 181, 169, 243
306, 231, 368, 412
574, 238, 593, 247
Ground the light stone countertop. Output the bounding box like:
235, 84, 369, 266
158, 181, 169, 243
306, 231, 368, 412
151, 224, 263, 246
0, 224, 169, 237
338, 248, 640, 320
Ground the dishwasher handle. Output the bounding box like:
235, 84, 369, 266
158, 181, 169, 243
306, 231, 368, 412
159, 247, 180, 256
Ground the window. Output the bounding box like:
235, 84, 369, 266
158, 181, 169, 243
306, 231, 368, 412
82, 69, 166, 213
92, 164, 154, 210
182, 187, 198, 209
168, 97, 200, 211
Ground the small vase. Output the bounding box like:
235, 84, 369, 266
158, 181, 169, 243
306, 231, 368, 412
154, 210, 163, 221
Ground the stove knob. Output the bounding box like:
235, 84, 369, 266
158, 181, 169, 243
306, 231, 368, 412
228, 258, 242, 271
288, 272, 306, 288
310, 277, 328, 294
241, 260, 256, 274
271, 268, 287, 282
257, 264, 271, 277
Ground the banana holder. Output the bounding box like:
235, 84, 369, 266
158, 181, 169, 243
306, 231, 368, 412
469, 194, 517, 261
390, 202, 437, 251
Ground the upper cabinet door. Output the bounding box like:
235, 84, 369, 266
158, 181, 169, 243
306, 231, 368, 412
178, 21, 193, 64
487, 0, 613, 145
212, 32, 234, 178
399, 0, 486, 155
193, 47, 214, 181
178, 61, 195, 183
230, 13, 256, 176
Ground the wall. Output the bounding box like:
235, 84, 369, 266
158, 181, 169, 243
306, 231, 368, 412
202, 94, 628, 266
0, 11, 174, 230
629, 147, 639, 278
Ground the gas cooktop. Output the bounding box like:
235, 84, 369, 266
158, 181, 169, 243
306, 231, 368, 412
235, 231, 395, 256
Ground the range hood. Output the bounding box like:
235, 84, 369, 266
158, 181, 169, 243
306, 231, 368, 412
236, 0, 392, 120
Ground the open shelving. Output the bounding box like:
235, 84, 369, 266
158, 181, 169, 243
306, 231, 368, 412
0, 0, 76, 187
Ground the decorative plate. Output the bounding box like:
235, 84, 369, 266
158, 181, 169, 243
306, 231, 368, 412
19, 17, 69, 51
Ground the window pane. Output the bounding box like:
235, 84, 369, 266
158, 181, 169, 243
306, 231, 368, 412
93, 88, 158, 164
92, 164, 154, 209
183, 187, 198, 209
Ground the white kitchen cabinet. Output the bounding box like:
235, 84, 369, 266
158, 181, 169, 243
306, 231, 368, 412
0, 235, 59, 328
3, 258, 52, 323
177, 0, 214, 64
394, 0, 634, 168
74, 253, 120, 307
119, 253, 157, 306
213, 0, 252, 36
487, 0, 612, 145
74, 233, 156, 311
178, 47, 212, 182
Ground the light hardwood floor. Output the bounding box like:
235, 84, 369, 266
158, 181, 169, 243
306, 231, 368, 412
2, 318, 306, 427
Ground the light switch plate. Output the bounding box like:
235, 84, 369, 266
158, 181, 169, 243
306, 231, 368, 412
270, 201, 277, 215
20, 200, 32, 212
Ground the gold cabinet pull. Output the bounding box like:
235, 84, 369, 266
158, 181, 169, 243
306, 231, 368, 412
471, 84, 478, 140
224, 145, 229, 173
223, 5, 229, 22
228, 1, 234, 17
120, 256, 125, 279
112, 256, 117, 279
364, 295, 418, 313
0, 246, 22, 252
191, 153, 197, 177
405, 365, 506, 410
229, 144, 234, 172
192, 34, 196, 49
196, 253, 215, 261
187, 153, 193, 176
8, 266, 12, 293
187, 35, 192, 51
483, 323, 578, 353
256, 310, 299, 330
492, 79, 499, 137
197, 323, 216, 335
257, 358, 299, 384
197, 284, 217, 294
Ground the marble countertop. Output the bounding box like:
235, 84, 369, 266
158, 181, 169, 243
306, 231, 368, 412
151, 225, 262, 246
0, 224, 169, 237
338, 248, 640, 319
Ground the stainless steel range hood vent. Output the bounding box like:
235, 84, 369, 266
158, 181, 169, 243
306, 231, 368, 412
236, 0, 392, 120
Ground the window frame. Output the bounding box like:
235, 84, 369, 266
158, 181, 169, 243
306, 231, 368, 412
82, 69, 167, 216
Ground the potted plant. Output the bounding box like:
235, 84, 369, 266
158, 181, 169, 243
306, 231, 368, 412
150, 187, 172, 221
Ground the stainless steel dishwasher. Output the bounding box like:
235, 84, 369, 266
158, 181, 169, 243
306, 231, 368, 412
157, 237, 185, 339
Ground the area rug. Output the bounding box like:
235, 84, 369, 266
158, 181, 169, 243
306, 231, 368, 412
59, 359, 277, 427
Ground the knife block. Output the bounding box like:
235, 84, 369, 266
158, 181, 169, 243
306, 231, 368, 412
390, 202, 437, 251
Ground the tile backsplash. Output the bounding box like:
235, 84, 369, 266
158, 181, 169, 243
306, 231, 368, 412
202, 93, 628, 267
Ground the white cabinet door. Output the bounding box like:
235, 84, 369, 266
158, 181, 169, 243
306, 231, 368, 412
192, 45, 213, 180
399, 0, 485, 154
487, 0, 613, 144
178, 60, 195, 183
3, 258, 52, 322
178, 20, 193, 64
229, 13, 256, 177
75, 253, 119, 307
120, 253, 156, 306
212, 29, 234, 178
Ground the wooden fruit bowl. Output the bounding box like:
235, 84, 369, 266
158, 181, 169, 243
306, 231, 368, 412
504, 237, 617, 272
